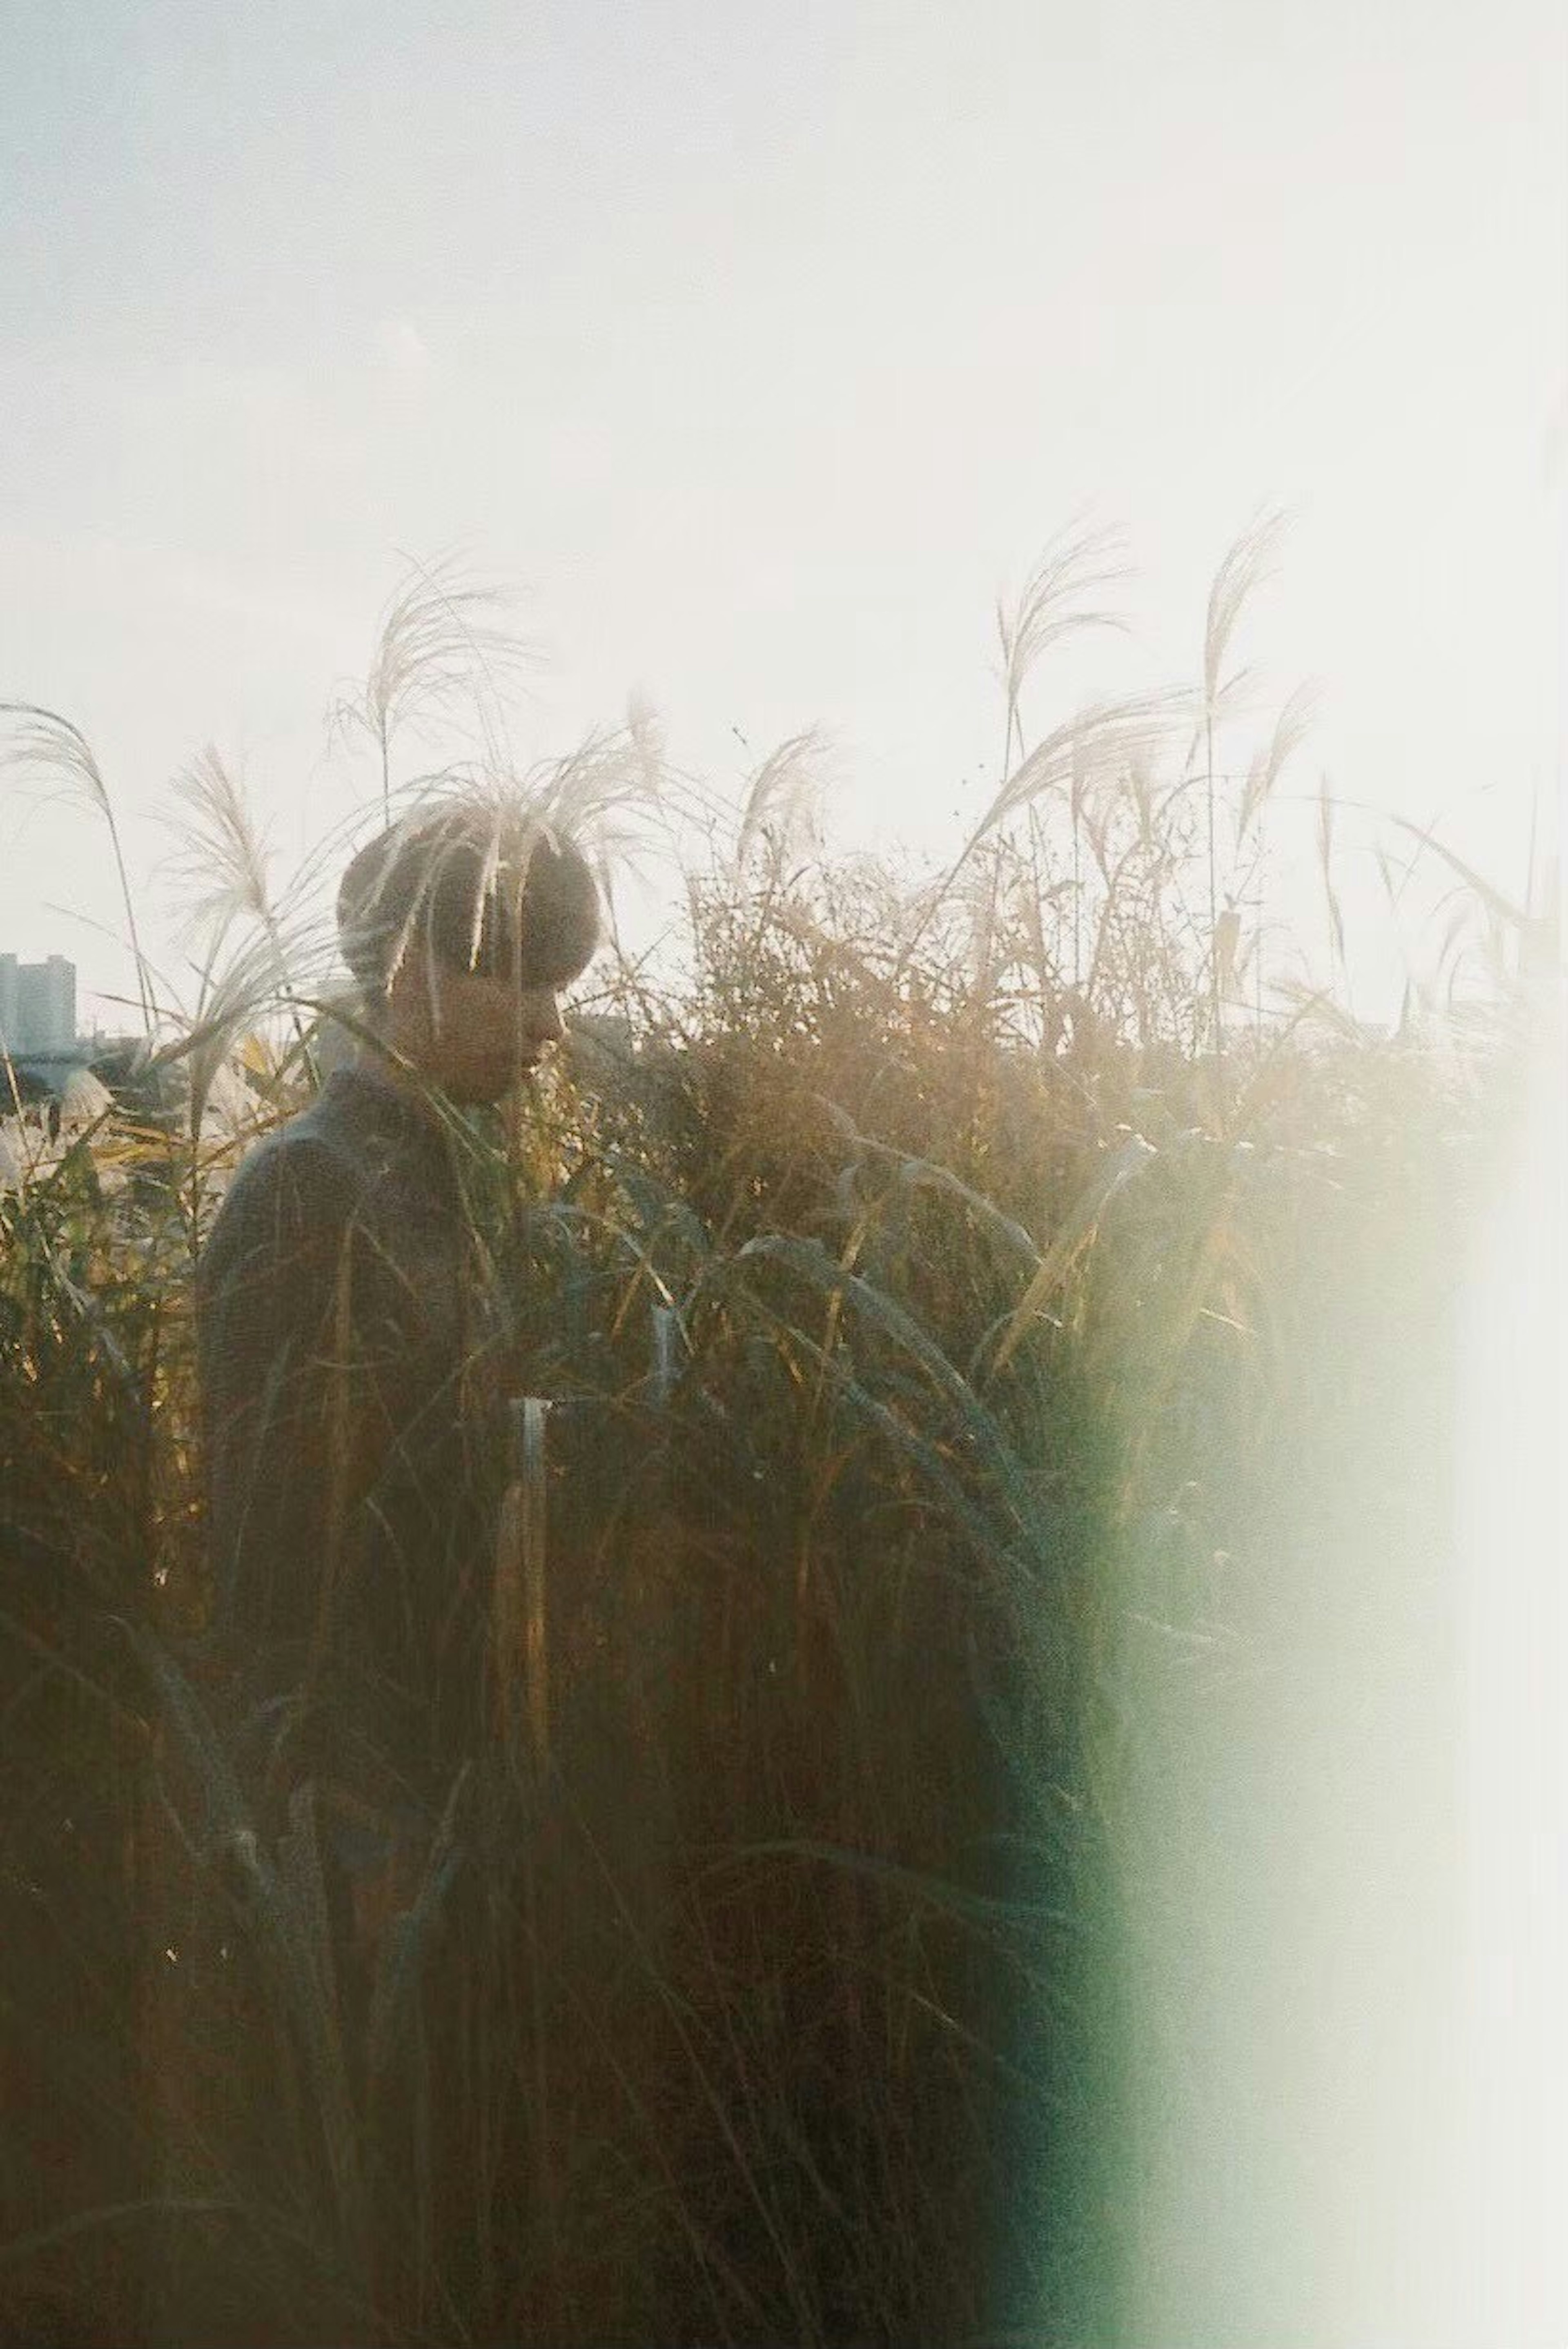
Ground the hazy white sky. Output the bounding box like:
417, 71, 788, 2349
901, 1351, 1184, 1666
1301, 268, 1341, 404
2, 0, 1562, 1026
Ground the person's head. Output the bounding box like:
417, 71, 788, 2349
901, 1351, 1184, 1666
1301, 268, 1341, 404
336, 802, 602, 1104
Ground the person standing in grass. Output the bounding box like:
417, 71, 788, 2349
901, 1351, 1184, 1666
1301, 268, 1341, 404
196, 799, 601, 1933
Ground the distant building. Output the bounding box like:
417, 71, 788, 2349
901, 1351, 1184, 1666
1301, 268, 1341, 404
0, 953, 77, 1058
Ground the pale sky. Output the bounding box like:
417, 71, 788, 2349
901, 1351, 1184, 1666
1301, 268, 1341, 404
2, 0, 1562, 1029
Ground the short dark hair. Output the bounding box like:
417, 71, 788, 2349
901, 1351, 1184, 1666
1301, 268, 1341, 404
337, 804, 601, 1006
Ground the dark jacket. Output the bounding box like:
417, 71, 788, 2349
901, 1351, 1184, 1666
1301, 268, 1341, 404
197, 1064, 505, 1810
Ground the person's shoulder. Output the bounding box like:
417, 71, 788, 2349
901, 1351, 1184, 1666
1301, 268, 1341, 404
200, 1098, 362, 1273
232, 1099, 358, 1199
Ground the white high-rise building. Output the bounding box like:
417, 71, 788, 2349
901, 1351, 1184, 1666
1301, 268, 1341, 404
0, 953, 77, 1056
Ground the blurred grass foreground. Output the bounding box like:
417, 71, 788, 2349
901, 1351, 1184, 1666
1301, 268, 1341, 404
1, 537, 1560, 2346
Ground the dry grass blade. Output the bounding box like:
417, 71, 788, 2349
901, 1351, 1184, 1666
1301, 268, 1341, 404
532, 725, 669, 870
165, 744, 277, 957
1385, 814, 1536, 933
1317, 772, 1347, 970
1238, 681, 1317, 840
133, 1635, 372, 2278
128, 1627, 257, 1863
987, 1133, 1156, 1379
330, 553, 544, 809
712, 1838, 1080, 1937
155, 920, 325, 1129
718, 1268, 1006, 1567
969, 689, 1186, 859
734, 730, 832, 875
1269, 974, 1370, 1042
366, 1767, 471, 2085
0, 2199, 244, 2275
0, 701, 154, 1034
625, 689, 669, 808
944, 839, 1010, 992
1203, 512, 1287, 712
423, 727, 666, 866
996, 521, 1131, 761
888, 682, 1187, 986
0, 701, 114, 820
729, 1231, 1037, 1541
275, 1785, 368, 2259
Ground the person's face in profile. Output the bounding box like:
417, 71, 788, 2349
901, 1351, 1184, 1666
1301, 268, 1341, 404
384, 956, 567, 1105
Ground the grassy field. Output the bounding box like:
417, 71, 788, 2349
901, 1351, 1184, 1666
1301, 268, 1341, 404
0, 540, 1551, 2345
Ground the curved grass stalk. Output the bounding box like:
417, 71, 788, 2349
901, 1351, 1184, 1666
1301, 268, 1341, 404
0, 703, 155, 1040
329, 552, 544, 818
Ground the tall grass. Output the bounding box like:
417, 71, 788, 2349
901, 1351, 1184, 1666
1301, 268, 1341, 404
329, 553, 545, 820
0, 540, 1548, 2344
1, 704, 156, 1040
